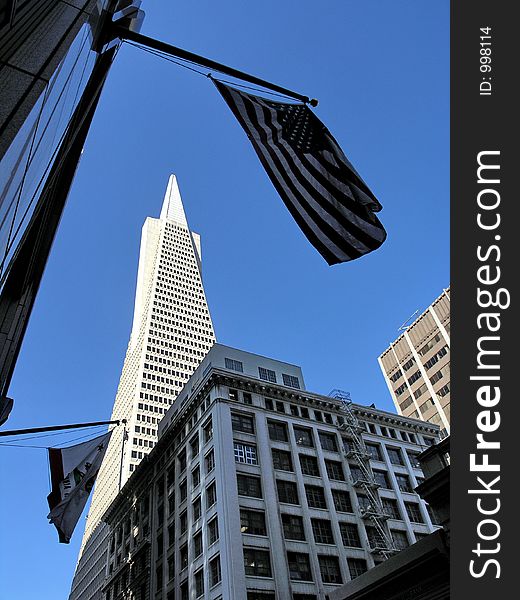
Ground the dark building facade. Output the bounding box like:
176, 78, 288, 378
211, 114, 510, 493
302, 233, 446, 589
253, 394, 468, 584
0, 0, 143, 420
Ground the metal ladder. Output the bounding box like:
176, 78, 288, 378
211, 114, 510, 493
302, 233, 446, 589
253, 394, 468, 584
330, 390, 398, 559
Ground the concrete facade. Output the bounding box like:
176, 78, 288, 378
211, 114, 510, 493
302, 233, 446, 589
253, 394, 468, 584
102, 344, 440, 600
378, 288, 450, 436
69, 176, 216, 600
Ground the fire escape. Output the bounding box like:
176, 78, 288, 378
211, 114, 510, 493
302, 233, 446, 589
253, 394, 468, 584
329, 389, 398, 559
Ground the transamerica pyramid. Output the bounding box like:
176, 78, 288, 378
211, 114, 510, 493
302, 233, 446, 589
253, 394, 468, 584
68, 175, 216, 600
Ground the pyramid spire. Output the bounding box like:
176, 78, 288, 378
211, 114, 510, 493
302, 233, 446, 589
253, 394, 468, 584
160, 174, 188, 226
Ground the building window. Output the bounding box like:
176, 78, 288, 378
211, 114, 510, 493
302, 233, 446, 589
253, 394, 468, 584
275, 401, 286, 413
305, 485, 327, 509
332, 490, 353, 513
205, 449, 215, 473
402, 358, 415, 371
258, 367, 277, 383
208, 517, 219, 544
407, 451, 421, 468
391, 529, 409, 550
194, 531, 203, 557
243, 392, 253, 405
349, 464, 364, 483
287, 552, 313, 581
407, 370, 421, 385
206, 482, 217, 508
210, 555, 221, 587
247, 594, 276, 600
268, 420, 288, 442
365, 443, 382, 461
382, 497, 401, 520
294, 427, 314, 447
203, 419, 213, 443
190, 435, 199, 457
272, 448, 293, 471
405, 502, 425, 523
318, 431, 338, 452
244, 548, 272, 577
299, 454, 320, 477
276, 480, 299, 504
366, 526, 386, 550
195, 569, 204, 597
232, 413, 255, 434
180, 480, 187, 502
180, 544, 188, 570
229, 388, 239, 401
339, 522, 362, 547
234, 442, 258, 465
282, 373, 300, 389
395, 383, 407, 396
390, 369, 403, 383
414, 383, 428, 399
192, 466, 200, 488
395, 473, 413, 493
348, 557, 367, 579
240, 509, 267, 536
373, 470, 391, 489
179, 581, 189, 600
387, 447, 404, 465
225, 357, 244, 372
193, 496, 201, 521
178, 450, 187, 471
318, 555, 342, 584
325, 460, 345, 481
311, 518, 334, 544
281, 514, 306, 541
264, 398, 274, 410
438, 384, 450, 397
237, 474, 262, 498
179, 510, 187, 534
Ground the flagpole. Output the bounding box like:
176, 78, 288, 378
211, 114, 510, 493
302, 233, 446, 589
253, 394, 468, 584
118, 426, 128, 491
0, 419, 125, 437
112, 26, 318, 106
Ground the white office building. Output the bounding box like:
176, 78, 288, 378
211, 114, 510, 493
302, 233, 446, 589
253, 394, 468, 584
102, 344, 440, 600
69, 175, 216, 600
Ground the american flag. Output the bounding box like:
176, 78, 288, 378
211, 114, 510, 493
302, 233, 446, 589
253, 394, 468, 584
214, 79, 387, 265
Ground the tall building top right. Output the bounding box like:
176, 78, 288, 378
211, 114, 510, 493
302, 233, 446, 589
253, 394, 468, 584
378, 287, 450, 438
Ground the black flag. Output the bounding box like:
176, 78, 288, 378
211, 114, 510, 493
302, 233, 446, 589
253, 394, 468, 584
214, 79, 387, 265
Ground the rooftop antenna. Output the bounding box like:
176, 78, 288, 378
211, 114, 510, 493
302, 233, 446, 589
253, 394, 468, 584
398, 309, 419, 332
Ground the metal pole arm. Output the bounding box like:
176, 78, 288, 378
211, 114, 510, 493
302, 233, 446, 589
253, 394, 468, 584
0, 419, 126, 437
113, 26, 318, 106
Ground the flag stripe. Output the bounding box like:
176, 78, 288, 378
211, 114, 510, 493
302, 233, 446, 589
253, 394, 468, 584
252, 101, 371, 256
255, 101, 386, 250
218, 83, 344, 263
214, 80, 386, 265
242, 93, 382, 256
237, 92, 358, 261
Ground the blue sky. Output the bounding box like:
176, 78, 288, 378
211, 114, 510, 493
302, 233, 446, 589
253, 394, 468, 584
0, 2, 448, 598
